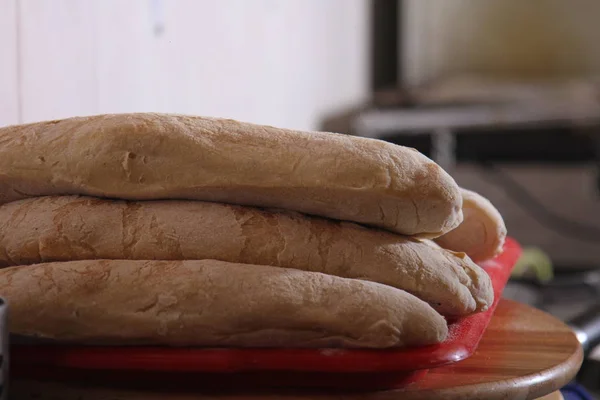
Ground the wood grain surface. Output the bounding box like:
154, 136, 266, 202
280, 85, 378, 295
537, 392, 564, 400
10, 300, 583, 400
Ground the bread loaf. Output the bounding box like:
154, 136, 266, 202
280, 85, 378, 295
0, 196, 493, 316
0, 113, 462, 237
435, 189, 507, 262
0, 259, 448, 348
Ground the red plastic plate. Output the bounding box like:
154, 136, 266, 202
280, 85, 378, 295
10, 238, 521, 389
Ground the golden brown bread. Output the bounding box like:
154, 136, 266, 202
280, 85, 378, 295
0, 259, 448, 348
435, 189, 507, 262
0, 196, 493, 316
0, 113, 462, 237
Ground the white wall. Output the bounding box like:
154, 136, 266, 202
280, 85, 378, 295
0, 0, 18, 126
19, 0, 97, 122
1, 0, 370, 130
403, 0, 600, 86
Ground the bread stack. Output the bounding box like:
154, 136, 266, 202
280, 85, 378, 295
0, 113, 506, 349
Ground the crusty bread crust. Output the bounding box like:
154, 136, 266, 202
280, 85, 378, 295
435, 189, 507, 262
0, 196, 492, 316
0, 113, 462, 237
0, 259, 448, 348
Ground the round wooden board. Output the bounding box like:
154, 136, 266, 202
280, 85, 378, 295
10, 300, 583, 400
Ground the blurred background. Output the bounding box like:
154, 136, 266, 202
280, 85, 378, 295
1, 0, 600, 394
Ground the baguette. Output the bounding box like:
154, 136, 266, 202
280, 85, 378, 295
435, 189, 507, 262
0, 113, 462, 237
0, 196, 493, 316
0, 259, 448, 348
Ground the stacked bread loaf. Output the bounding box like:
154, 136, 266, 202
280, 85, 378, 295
0, 113, 506, 349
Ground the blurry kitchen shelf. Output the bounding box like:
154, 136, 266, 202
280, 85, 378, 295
322, 103, 599, 165
352, 102, 600, 169
352, 102, 600, 138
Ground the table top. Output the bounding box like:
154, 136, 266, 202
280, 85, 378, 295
387, 299, 583, 400
11, 300, 583, 400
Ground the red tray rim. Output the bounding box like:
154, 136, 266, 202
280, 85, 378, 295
11, 237, 522, 374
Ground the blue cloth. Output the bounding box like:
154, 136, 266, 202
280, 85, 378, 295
561, 383, 595, 400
